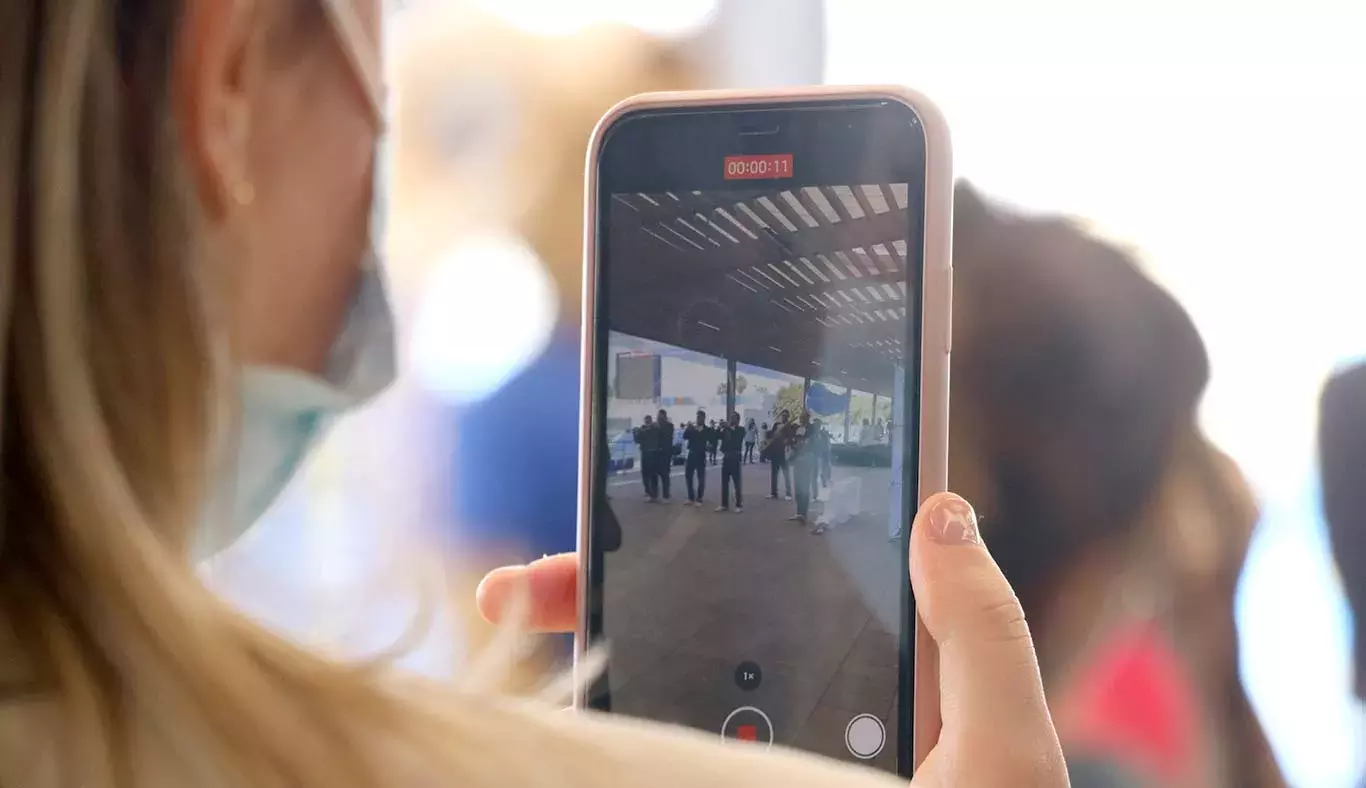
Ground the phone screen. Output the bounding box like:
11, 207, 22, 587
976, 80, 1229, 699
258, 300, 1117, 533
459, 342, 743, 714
585, 100, 927, 775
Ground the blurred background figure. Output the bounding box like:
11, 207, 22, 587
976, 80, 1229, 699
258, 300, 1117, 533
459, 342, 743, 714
1321, 363, 1366, 785
391, 4, 698, 567
390, 0, 828, 669
949, 184, 1282, 788
206, 1, 1366, 785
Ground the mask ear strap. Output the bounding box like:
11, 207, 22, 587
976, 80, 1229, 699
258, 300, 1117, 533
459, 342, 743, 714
320, 0, 386, 127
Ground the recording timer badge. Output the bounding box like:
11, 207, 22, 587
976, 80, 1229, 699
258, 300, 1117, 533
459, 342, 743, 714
734, 660, 762, 691
723, 153, 794, 180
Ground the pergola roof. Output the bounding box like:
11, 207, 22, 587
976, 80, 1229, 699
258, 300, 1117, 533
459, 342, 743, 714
606, 185, 915, 397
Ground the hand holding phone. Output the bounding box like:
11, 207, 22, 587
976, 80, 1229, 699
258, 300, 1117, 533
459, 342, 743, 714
477, 493, 1068, 786
577, 87, 951, 777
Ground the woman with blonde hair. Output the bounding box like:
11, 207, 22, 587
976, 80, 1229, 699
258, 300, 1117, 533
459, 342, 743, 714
0, 1, 1064, 785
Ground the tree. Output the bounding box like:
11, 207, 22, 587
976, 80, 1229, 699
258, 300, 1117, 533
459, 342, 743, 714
771, 382, 805, 420
714, 374, 749, 398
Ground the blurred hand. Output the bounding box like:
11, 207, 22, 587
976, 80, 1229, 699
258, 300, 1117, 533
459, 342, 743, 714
476, 552, 577, 632
476, 492, 1067, 787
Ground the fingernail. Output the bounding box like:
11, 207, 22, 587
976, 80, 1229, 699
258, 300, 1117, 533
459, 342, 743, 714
476, 566, 525, 605
927, 494, 981, 545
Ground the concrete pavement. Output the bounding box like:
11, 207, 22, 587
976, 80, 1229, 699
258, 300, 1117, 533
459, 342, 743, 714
601, 462, 904, 771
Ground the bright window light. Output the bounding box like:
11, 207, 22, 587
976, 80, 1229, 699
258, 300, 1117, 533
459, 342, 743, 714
469, 0, 718, 37
411, 235, 558, 405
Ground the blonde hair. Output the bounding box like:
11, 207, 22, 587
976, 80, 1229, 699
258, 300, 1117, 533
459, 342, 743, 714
1, 0, 407, 784
0, 4, 907, 788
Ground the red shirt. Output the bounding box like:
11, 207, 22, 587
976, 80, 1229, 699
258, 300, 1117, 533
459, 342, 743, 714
1060, 622, 1202, 785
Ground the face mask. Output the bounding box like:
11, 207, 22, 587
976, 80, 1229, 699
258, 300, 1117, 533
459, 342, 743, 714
195, 2, 393, 561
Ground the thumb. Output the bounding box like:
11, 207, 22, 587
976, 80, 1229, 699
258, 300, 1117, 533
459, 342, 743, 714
909, 493, 1063, 776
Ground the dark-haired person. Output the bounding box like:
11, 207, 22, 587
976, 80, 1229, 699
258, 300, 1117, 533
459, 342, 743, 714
633, 414, 660, 501
744, 418, 758, 463
652, 409, 674, 502
812, 417, 832, 491
716, 412, 747, 513
789, 411, 818, 524
946, 183, 1283, 788
766, 410, 794, 500
683, 410, 710, 505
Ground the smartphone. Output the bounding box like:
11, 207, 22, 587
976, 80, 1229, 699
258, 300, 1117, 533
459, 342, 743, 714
576, 87, 952, 777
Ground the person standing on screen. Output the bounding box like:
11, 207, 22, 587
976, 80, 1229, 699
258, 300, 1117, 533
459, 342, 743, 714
744, 418, 758, 463
652, 409, 674, 502
707, 420, 720, 465
633, 414, 659, 501
790, 411, 819, 523
823, 421, 835, 487
766, 410, 794, 500
716, 412, 747, 512
683, 409, 709, 506
757, 422, 770, 464
811, 417, 832, 490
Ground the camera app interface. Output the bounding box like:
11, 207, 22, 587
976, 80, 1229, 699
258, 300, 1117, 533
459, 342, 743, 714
591, 155, 921, 773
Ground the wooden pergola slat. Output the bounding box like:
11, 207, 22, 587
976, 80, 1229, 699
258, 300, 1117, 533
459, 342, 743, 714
603, 185, 917, 396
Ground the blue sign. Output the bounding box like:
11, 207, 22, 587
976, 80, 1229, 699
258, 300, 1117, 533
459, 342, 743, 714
805, 382, 851, 416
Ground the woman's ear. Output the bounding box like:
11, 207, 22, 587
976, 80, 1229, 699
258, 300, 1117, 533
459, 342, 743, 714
173, 0, 261, 220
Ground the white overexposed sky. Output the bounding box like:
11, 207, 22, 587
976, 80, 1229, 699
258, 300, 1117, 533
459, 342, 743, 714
825, 5, 1366, 496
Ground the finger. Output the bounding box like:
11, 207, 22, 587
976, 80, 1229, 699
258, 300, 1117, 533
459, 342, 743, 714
475, 553, 579, 633
909, 493, 1061, 760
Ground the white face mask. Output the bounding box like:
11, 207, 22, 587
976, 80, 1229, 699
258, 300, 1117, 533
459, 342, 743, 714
195, 265, 395, 560
195, 1, 393, 561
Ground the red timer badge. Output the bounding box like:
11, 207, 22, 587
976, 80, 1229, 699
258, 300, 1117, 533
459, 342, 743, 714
724, 153, 794, 180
